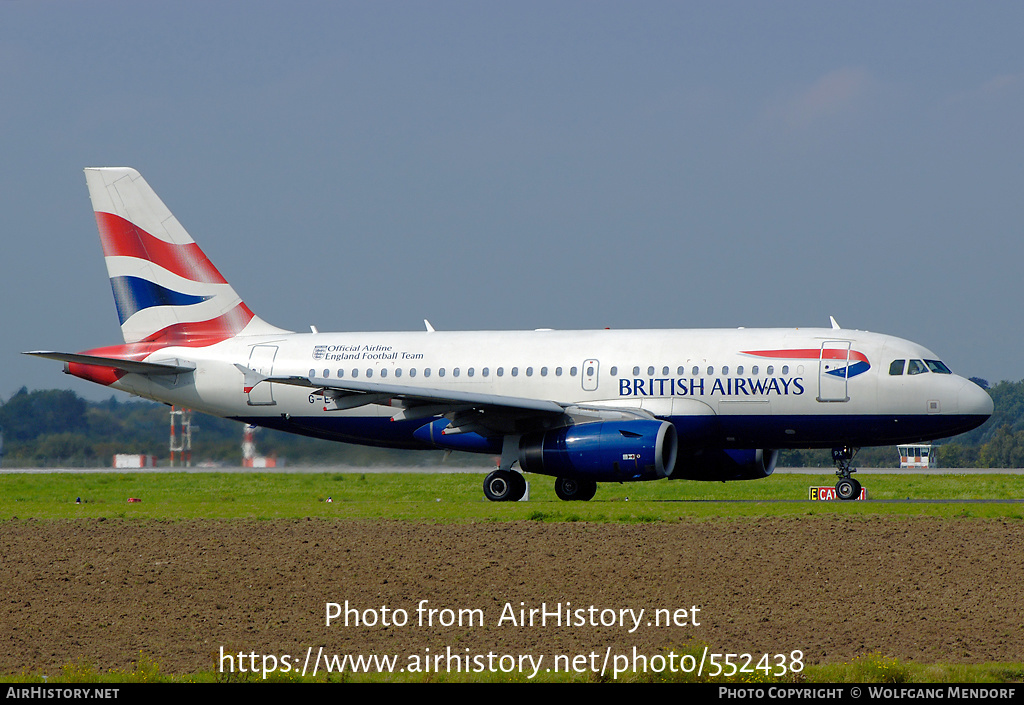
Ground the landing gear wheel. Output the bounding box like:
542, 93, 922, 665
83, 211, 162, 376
831, 445, 860, 501
484, 470, 513, 502
836, 477, 861, 501
484, 470, 526, 502
554, 477, 597, 502
509, 471, 527, 501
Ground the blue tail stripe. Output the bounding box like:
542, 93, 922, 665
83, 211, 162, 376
109, 275, 213, 324
825, 360, 871, 379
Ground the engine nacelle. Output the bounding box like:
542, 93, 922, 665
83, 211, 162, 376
670, 448, 778, 481
412, 418, 503, 454
518, 420, 678, 482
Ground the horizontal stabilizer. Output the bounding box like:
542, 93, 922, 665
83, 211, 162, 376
24, 351, 196, 376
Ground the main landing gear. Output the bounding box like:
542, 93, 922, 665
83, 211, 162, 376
482, 436, 598, 502
482, 470, 598, 502
483, 436, 529, 502
554, 477, 597, 502
832, 446, 862, 501
483, 469, 527, 502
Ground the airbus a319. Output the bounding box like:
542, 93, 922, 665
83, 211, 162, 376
27, 168, 994, 501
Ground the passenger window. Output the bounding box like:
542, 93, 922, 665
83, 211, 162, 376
633, 366, 641, 376
692, 366, 699, 375
395, 369, 402, 378
722, 366, 729, 375
511, 367, 518, 377
889, 360, 905, 376
496, 367, 504, 377
782, 366, 789, 375
648, 366, 655, 376
366, 369, 373, 378
540, 367, 548, 376
338, 369, 345, 378
907, 360, 927, 375
380, 369, 387, 378
736, 366, 744, 375
752, 366, 758, 375
570, 367, 577, 376
352, 369, 359, 378
767, 366, 774, 375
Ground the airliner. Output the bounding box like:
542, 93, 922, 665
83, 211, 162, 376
27, 168, 993, 501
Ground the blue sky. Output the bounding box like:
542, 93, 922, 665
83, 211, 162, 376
3, 1, 1023, 400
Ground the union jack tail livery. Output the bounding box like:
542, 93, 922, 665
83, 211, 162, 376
84, 167, 285, 345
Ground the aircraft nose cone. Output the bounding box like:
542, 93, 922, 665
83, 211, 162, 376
958, 379, 994, 418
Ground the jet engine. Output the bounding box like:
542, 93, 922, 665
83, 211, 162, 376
518, 420, 678, 482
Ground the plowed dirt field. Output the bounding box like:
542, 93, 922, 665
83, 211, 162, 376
2, 517, 1021, 676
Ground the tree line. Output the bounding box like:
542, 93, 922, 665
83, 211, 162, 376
0, 387, 458, 468
0, 378, 1018, 468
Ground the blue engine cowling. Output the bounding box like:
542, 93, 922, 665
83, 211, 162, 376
670, 448, 778, 481
412, 418, 503, 454
518, 420, 678, 482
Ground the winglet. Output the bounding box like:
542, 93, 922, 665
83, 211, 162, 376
424, 319, 435, 333
829, 316, 841, 330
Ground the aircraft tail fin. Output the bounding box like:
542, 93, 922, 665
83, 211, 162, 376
84, 167, 288, 344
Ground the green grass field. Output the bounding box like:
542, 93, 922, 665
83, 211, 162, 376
1, 470, 1022, 521
4, 471, 1023, 683
5, 647, 1024, 684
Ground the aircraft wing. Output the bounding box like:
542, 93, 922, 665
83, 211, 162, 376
237, 365, 648, 436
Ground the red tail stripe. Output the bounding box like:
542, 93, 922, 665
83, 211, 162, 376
137, 302, 256, 345
95, 212, 228, 284
66, 362, 126, 386
67, 303, 257, 386
742, 348, 869, 363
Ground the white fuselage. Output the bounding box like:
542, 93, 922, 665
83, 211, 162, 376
102, 326, 992, 452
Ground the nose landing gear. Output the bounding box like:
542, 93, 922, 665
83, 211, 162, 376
832, 446, 862, 501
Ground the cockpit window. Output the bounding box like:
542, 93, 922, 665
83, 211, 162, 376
907, 359, 927, 375
925, 359, 952, 374
889, 360, 905, 376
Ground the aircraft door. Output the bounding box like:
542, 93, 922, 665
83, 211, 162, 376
247, 345, 278, 406
817, 341, 851, 402
582, 359, 599, 392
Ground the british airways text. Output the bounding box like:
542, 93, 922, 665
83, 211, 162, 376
619, 376, 805, 397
